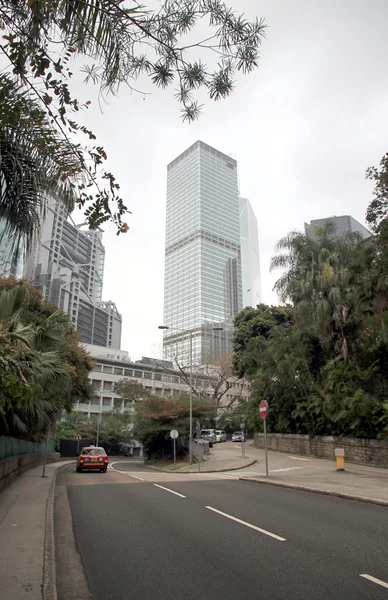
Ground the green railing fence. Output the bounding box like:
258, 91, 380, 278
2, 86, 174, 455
0, 436, 56, 460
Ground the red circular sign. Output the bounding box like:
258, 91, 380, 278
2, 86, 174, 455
259, 400, 268, 419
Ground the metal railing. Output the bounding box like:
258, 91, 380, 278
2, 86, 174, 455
0, 436, 56, 460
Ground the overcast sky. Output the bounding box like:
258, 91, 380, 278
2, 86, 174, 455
71, 0, 388, 360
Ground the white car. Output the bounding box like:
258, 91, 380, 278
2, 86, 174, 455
232, 431, 245, 442
215, 430, 227, 443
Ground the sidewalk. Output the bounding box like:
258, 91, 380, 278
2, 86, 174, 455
240, 445, 388, 506
183, 442, 388, 505
0, 460, 71, 600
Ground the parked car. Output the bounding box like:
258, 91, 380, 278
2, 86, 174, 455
76, 446, 109, 473
199, 429, 216, 447
215, 430, 227, 443
231, 431, 245, 442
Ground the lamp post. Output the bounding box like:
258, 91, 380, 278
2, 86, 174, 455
96, 391, 102, 446
158, 324, 223, 466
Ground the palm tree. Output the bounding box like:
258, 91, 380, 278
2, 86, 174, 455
271, 224, 364, 362
0, 285, 72, 439
0, 75, 80, 262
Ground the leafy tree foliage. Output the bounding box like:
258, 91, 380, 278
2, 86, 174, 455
233, 224, 388, 440
133, 394, 213, 458
0, 0, 266, 254
114, 379, 152, 406
0, 279, 94, 440
366, 153, 388, 234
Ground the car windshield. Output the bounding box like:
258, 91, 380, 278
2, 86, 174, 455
233, 432, 243, 435
82, 448, 106, 455
201, 430, 212, 434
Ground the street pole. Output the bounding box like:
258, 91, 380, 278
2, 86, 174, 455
264, 417, 269, 476
173, 437, 176, 470
42, 426, 50, 478
96, 393, 102, 446
189, 331, 193, 466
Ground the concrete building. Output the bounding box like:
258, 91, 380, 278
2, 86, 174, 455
25, 199, 122, 348
75, 345, 250, 418
239, 197, 261, 307
163, 141, 243, 365
304, 215, 371, 240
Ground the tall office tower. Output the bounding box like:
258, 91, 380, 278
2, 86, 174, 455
305, 215, 371, 240
239, 197, 261, 307
25, 199, 122, 348
163, 141, 243, 365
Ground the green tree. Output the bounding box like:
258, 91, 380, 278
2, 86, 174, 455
233, 223, 388, 440
0, 280, 94, 439
133, 395, 213, 459
114, 379, 151, 407
233, 304, 293, 377
366, 153, 388, 234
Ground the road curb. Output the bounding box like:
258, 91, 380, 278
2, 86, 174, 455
42, 462, 73, 600
149, 458, 257, 474
239, 477, 388, 507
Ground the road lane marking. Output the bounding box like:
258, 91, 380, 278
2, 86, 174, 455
270, 467, 304, 473
287, 456, 310, 461
153, 484, 186, 498
360, 574, 388, 589
206, 506, 286, 542
109, 463, 144, 481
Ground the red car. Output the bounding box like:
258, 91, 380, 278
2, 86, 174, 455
76, 446, 109, 473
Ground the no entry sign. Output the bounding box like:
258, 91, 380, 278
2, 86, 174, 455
259, 400, 268, 420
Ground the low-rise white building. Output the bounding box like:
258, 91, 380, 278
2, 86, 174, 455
74, 344, 250, 418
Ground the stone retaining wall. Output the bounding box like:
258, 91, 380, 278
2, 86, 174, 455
254, 433, 388, 468
0, 452, 61, 493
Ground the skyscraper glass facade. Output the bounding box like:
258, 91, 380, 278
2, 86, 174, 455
163, 141, 242, 364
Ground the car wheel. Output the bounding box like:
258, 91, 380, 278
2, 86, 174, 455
102, 469, 107, 473
76, 467, 82, 473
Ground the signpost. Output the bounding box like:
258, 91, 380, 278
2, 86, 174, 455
259, 400, 269, 476
170, 429, 179, 469
240, 422, 246, 458
76, 434, 82, 455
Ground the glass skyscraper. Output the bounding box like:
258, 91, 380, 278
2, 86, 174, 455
163, 141, 242, 365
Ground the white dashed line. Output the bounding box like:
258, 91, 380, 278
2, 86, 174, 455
206, 506, 286, 541
153, 484, 186, 498
288, 456, 310, 461
360, 574, 388, 589
109, 462, 145, 481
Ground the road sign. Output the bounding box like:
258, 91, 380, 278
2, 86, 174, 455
240, 423, 245, 429
259, 400, 268, 420
76, 434, 82, 440
170, 430, 178, 469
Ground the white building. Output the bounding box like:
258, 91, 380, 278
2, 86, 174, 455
239, 198, 261, 307
75, 345, 250, 418
25, 199, 122, 348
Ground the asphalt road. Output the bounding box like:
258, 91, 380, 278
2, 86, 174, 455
56, 461, 388, 600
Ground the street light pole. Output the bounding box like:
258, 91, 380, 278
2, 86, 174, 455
96, 392, 102, 446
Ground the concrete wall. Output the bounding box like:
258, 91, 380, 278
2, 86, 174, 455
0, 452, 61, 493
254, 433, 388, 468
